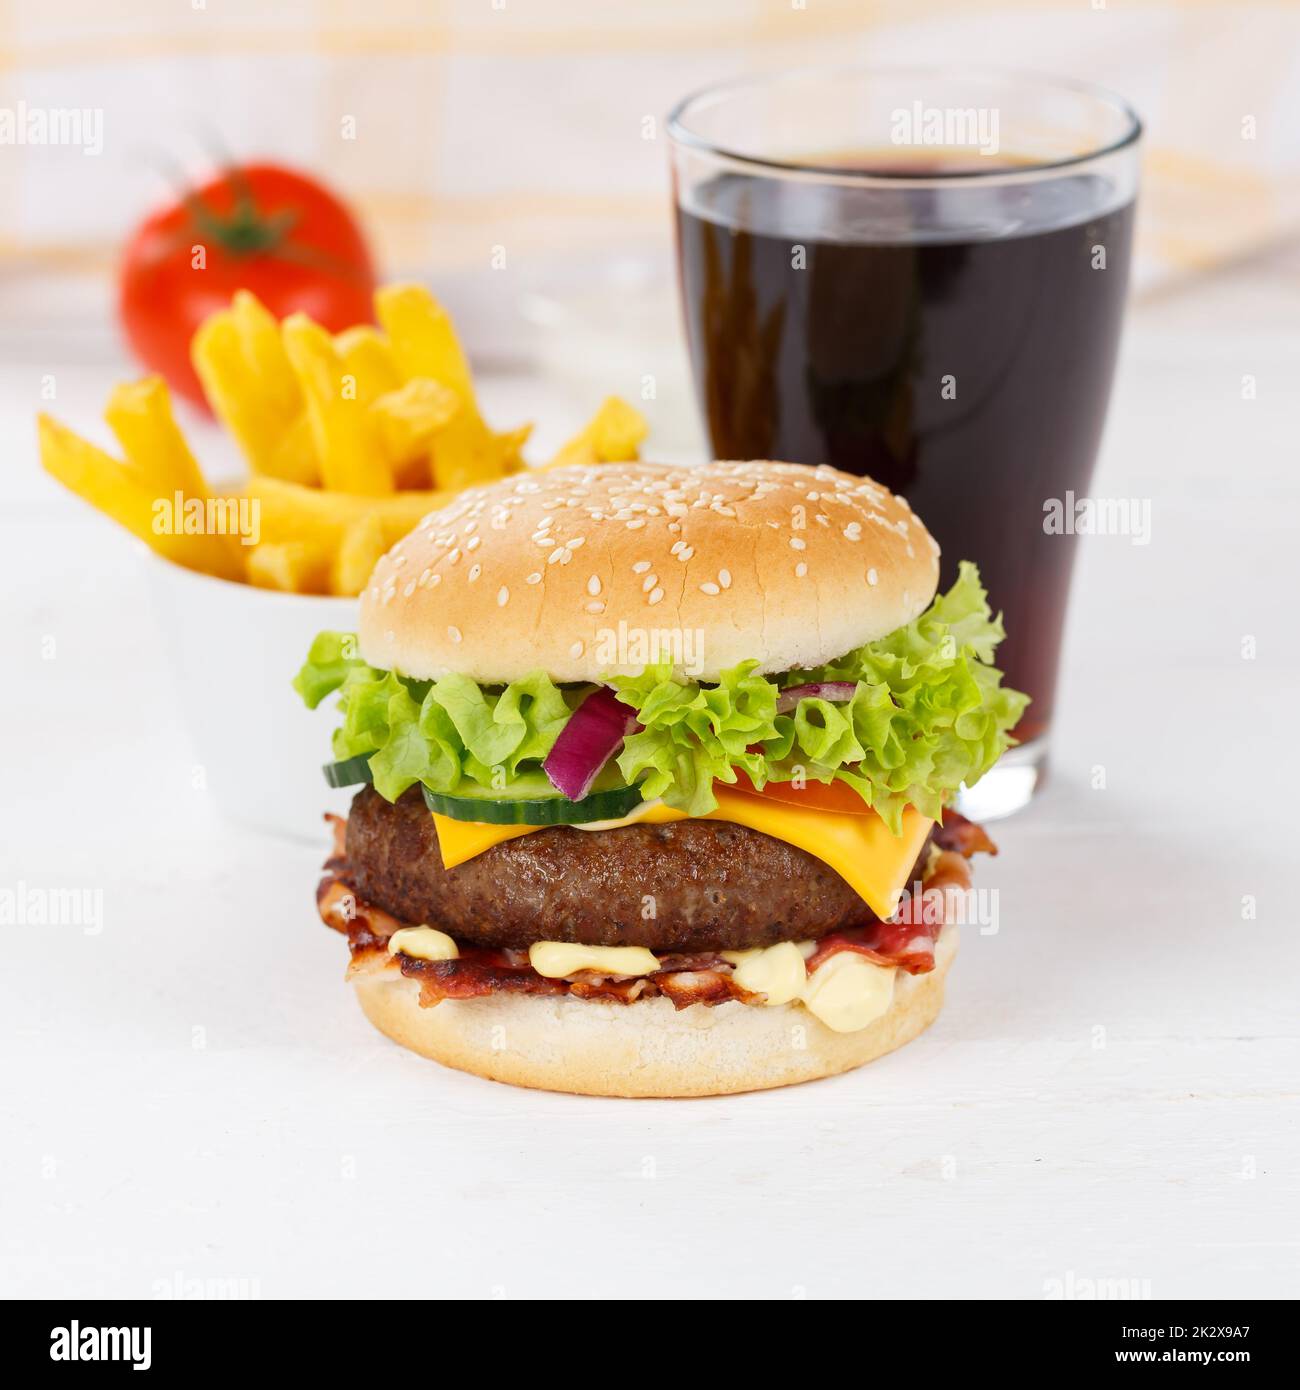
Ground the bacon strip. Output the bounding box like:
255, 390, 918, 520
805, 850, 973, 976
933, 810, 997, 859
399, 954, 568, 1007
655, 969, 755, 1010
804, 924, 937, 976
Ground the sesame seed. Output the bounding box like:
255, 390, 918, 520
587, 575, 601, 596
867, 568, 878, 586
632, 560, 651, 574
648, 587, 664, 605
526, 572, 542, 585
718, 569, 731, 589
497, 586, 510, 606
448, 625, 462, 643
569, 641, 584, 659
700, 582, 720, 596
642, 574, 658, 593
790, 536, 806, 551
844, 522, 862, 541
468, 564, 481, 582
392, 554, 408, 569
466, 536, 481, 551
626, 518, 646, 530
585, 600, 605, 614
795, 562, 808, 578
447, 547, 461, 564
548, 548, 565, 565
566, 536, 585, 549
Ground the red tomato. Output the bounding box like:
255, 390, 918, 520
729, 770, 877, 816
119, 163, 376, 408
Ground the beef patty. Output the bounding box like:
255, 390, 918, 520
343, 786, 906, 952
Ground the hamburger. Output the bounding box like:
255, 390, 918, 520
294, 460, 1027, 1096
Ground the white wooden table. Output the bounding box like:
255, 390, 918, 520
1, 251, 1297, 1300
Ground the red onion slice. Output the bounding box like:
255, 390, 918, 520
775, 681, 857, 714
543, 686, 639, 801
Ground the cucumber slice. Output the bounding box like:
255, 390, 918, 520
421, 780, 644, 826
323, 755, 373, 788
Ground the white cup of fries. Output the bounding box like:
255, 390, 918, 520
38, 282, 650, 838
144, 554, 358, 838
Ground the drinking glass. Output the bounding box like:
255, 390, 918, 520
669, 67, 1141, 816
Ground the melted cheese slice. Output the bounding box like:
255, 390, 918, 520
432, 788, 934, 919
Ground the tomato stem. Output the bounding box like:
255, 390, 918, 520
175, 161, 299, 258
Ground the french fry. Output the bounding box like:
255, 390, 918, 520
269, 413, 319, 486
495, 422, 533, 475
335, 325, 402, 404
104, 376, 212, 498
193, 311, 319, 485
246, 540, 333, 595
376, 283, 478, 407
371, 377, 459, 484
375, 283, 531, 490
548, 396, 649, 469
231, 289, 302, 422
281, 314, 393, 496
38, 414, 244, 581
331, 512, 389, 596
240, 475, 447, 547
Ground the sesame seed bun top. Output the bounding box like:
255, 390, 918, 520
357, 460, 940, 683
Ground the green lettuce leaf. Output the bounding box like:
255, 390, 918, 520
292, 632, 574, 800
611, 562, 1028, 831
612, 660, 776, 817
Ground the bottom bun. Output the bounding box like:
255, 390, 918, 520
353, 928, 957, 1098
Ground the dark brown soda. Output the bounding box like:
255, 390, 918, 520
675, 154, 1135, 740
